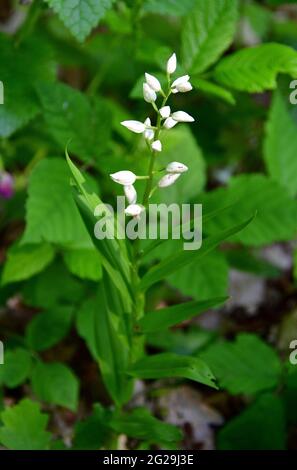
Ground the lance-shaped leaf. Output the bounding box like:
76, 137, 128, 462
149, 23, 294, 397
129, 353, 217, 389
140, 215, 255, 291
139, 297, 227, 333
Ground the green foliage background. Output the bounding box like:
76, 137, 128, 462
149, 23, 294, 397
0, 0, 297, 450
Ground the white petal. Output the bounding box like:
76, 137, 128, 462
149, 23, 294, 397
144, 117, 151, 126
159, 105, 171, 119
171, 75, 190, 88
121, 120, 146, 133
166, 161, 188, 174
171, 111, 195, 122
167, 53, 177, 74
143, 83, 157, 103
125, 204, 144, 217
145, 72, 161, 92
163, 117, 178, 129
158, 173, 181, 188
124, 185, 137, 204
152, 140, 162, 152
110, 170, 136, 186
175, 81, 193, 93
144, 128, 155, 141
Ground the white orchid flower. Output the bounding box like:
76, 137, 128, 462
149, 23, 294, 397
171, 75, 193, 93
143, 83, 157, 103
145, 73, 161, 92
110, 170, 136, 186
159, 105, 171, 119
144, 117, 154, 141
166, 162, 188, 174
121, 120, 146, 134
124, 185, 137, 204
163, 117, 178, 129
125, 204, 144, 218
171, 111, 195, 122
152, 140, 162, 152
167, 53, 177, 75
158, 173, 181, 188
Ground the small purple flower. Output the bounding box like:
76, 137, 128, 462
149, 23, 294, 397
0, 172, 14, 199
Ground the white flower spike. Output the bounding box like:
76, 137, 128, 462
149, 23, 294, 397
121, 120, 146, 134
166, 162, 188, 174
158, 173, 181, 188
144, 118, 154, 141
125, 204, 144, 218
143, 83, 157, 103
159, 105, 171, 119
152, 140, 162, 152
145, 73, 161, 92
110, 170, 136, 186
171, 111, 195, 123
124, 185, 137, 204
167, 53, 177, 75
163, 117, 178, 129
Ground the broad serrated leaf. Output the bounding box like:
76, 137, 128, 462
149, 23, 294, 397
129, 353, 217, 389
200, 334, 282, 395
37, 83, 112, 163
218, 394, 286, 450
199, 174, 297, 246
63, 248, 102, 281
22, 159, 91, 246
214, 43, 297, 92
139, 297, 227, 333
143, 0, 196, 16
73, 404, 111, 449
0, 349, 32, 388
22, 261, 85, 309
2, 244, 55, 285
45, 0, 114, 42
0, 34, 55, 137
26, 306, 73, 351
264, 91, 297, 197
167, 249, 229, 300
0, 399, 51, 450
111, 408, 182, 444
182, 0, 238, 74
31, 362, 79, 411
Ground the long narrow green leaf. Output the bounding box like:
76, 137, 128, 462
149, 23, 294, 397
94, 275, 133, 406
140, 215, 255, 291
139, 297, 228, 333
129, 353, 217, 389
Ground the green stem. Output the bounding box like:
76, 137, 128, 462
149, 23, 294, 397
15, 0, 43, 47
142, 93, 169, 208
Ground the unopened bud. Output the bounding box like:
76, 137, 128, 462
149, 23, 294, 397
145, 73, 161, 92
166, 162, 188, 174
121, 120, 146, 133
143, 83, 157, 103
163, 117, 178, 129
159, 106, 171, 119
167, 53, 177, 75
110, 170, 136, 186
171, 111, 194, 122
152, 140, 162, 152
158, 173, 181, 188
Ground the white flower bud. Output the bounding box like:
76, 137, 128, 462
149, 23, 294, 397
124, 185, 137, 204
171, 111, 195, 122
166, 162, 188, 174
110, 170, 136, 186
152, 140, 162, 152
159, 105, 171, 119
144, 117, 154, 141
163, 117, 178, 129
171, 75, 190, 88
145, 73, 161, 92
171, 75, 193, 93
167, 53, 177, 74
143, 83, 157, 103
125, 204, 144, 217
121, 120, 146, 133
158, 173, 181, 188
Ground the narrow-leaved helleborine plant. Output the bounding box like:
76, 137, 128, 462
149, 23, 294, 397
66, 53, 253, 438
